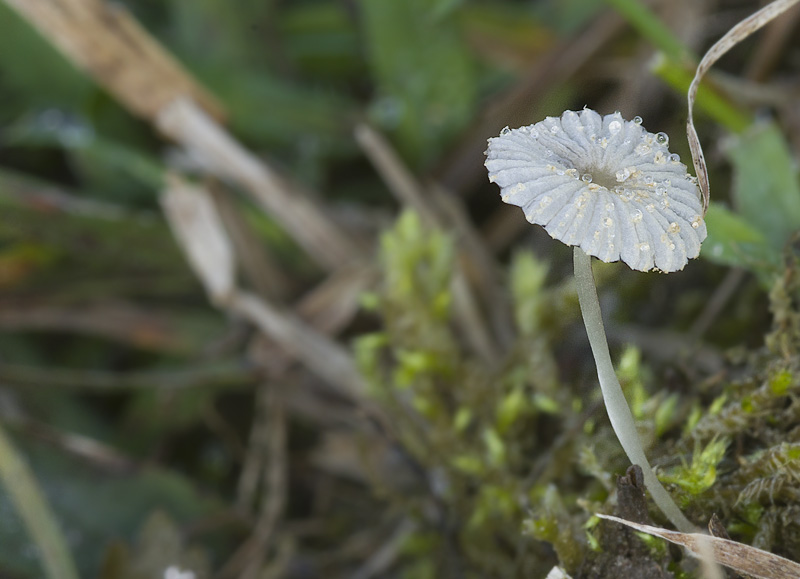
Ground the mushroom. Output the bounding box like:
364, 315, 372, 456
485, 109, 706, 532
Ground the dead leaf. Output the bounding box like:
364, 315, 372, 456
598, 514, 800, 579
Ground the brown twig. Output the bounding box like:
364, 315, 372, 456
156, 99, 360, 270
219, 382, 288, 579
0, 302, 193, 354
0, 360, 257, 392
354, 122, 502, 363
436, 8, 626, 195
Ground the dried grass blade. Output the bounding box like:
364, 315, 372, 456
0, 421, 79, 579
598, 514, 800, 579
687, 0, 800, 215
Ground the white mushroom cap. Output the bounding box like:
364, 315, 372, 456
485, 109, 707, 272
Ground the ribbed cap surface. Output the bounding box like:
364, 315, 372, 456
485, 109, 707, 272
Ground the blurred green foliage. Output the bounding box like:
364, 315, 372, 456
2, 0, 800, 577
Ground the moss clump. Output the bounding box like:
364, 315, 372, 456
356, 211, 800, 577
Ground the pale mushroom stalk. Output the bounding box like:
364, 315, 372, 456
574, 247, 694, 533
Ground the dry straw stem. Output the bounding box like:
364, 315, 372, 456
2, 0, 224, 122
0, 421, 78, 579
598, 514, 800, 579
687, 0, 800, 215
161, 175, 366, 399
157, 99, 360, 270
4, 0, 359, 271
222, 383, 287, 579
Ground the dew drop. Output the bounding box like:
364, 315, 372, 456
669, 153, 681, 163
653, 151, 667, 164
545, 149, 554, 157
566, 168, 579, 178
668, 222, 680, 234
550, 125, 560, 134
633, 116, 643, 125
668, 242, 676, 250
635, 143, 651, 155
603, 217, 613, 228
661, 199, 670, 209
646, 204, 655, 213
691, 217, 702, 229
656, 186, 667, 196
615, 168, 631, 182
500, 126, 511, 136
632, 209, 643, 223
605, 202, 615, 211
608, 120, 622, 135
644, 175, 654, 185
530, 128, 540, 138
656, 132, 669, 145
582, 173, 593, 183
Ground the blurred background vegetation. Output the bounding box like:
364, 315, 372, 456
2, 0, 800, 577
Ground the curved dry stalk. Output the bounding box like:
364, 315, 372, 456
687, 0, 800, 215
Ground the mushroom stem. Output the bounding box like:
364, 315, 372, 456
573, 247, 695, 532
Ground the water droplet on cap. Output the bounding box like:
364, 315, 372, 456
691, 217, 702, 229
581, 173, 592, 183
603, 217, 613, 228
616, 168, 631, 182
500, 126, 511, 135
632, 210, 643, 223
656, 132, 669, 145
668, 222, 680, 234
669, 153, 680, 163
633, 116, 643, 125
608, 120, 622, 135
